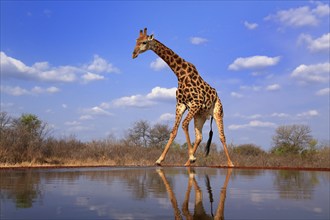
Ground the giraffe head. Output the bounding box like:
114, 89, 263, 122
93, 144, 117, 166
132, 28, 154, 59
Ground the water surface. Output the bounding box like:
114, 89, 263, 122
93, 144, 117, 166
1, 167, 329, 219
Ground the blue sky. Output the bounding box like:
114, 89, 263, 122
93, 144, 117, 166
1, 1, 329, 150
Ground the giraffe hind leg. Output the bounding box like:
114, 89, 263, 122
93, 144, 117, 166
184, 114, 207, 166
182, 107, 201, 166
213, 99, 234, 167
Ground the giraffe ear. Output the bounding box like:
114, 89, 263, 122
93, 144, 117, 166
148, 34, 154, 41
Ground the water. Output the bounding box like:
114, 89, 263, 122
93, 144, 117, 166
0, 167, 329, 220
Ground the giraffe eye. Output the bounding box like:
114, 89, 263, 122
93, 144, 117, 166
142, 41, 147, 45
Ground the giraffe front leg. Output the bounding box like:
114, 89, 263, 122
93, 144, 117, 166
182, 125, 196, 166
182, 107, 199, 166
156, 103, 186, 165
156, 130, 178, 165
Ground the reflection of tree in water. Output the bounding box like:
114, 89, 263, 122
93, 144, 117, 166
79, 168, 176, 200
1, 168, 182, 209
119, 168, 190, 200
44, 168, 176, 200
117, 169, 165, 199
229, 169, 264, 180
273, 170, 319, 200
0, 171, 42, 208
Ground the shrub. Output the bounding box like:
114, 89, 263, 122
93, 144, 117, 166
0, 113, 50, 163
233, 144, 265, 156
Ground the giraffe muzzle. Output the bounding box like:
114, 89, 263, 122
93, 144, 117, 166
132, 51, 139, 59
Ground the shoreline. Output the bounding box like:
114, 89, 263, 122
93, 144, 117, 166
1, 164, 329, 171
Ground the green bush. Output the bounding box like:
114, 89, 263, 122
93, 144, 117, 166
233, 144, 265, 156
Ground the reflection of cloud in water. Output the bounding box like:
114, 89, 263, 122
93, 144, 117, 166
75, 196, 89, 206
56, 206, 62, 215
250, 190, 278, 203
89, 205, 108, 217
74, 196, 107, 217
155, 197, 172, 209
74, 195, 154, 219
313, 207, 322, 213
230, 188, 278, 203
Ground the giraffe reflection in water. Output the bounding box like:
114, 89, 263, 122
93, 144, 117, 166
157, 168, 232, 220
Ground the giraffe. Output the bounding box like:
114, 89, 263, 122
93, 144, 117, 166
132, 28, 234, 167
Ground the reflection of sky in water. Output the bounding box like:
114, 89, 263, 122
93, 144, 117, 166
0, 168, 329, 219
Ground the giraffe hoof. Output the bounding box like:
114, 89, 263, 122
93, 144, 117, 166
184, 161, 191, 166
189, 155, 196, 163
155, 159, 162, 166
228, 162, 234, 167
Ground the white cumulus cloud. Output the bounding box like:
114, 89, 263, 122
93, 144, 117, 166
228, 120, 276, 130
0, 52, 119, 83
316, 87, 330, 96
79, 115, 93, 120
112, 95, 155, 108
190, 37, 208, 45
228, 55, 280, 71
65, 121, 81, 126
233, 113, 262, 119
82, 106, 113, 116
297, 110, 319, 117
0, 85, 60, 96
265, 2, 330, 27
146, 87, 176, 100
240, 85, 262, 91
266, 84, 281, 91
82, 72, 104, 83
291, 62, 329, 83
159, 113, 175, 122
271, 112, 290, 118
85, 54, 119, 73
112, 87, 176, 108
244, 21, 258, 30
298, 33, 330, 52
150, 58, 168, 71
230, 92, 243, 98
46, 86, 60, 93
0, 86, 30, 96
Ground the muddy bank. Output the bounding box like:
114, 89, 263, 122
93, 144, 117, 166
1, 164, 329, 171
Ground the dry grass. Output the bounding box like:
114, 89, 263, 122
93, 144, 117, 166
1, 138, 329, 169
2, 112, 328, 169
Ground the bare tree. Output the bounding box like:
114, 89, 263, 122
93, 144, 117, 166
0, 112, 12, 131
149, 123, 171, 148
127, 120, 151, 147
271, 124, 315, 155
126, 120, 171, 148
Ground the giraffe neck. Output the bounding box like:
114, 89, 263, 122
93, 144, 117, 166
150, 39, 186, 79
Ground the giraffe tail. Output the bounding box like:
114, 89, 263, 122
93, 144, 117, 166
205, 117, 213, 156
